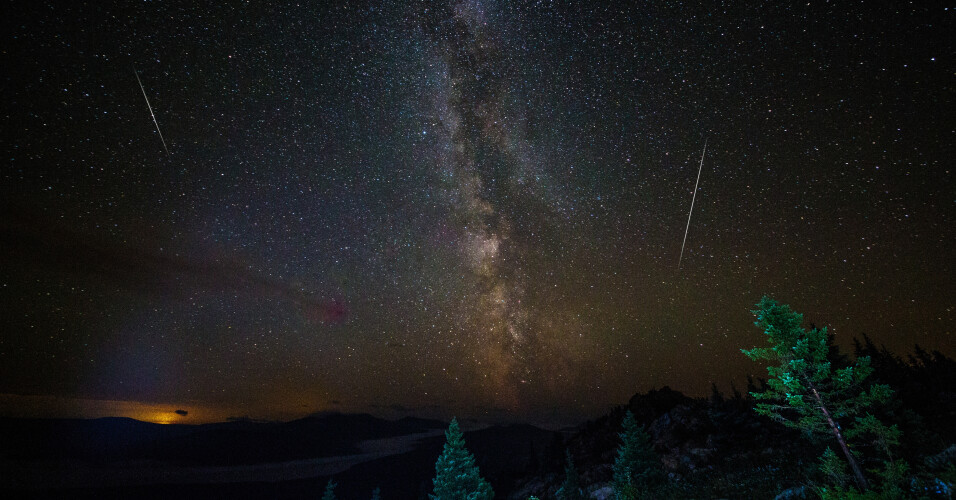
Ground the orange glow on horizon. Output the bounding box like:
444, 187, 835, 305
0, 393, 326, 424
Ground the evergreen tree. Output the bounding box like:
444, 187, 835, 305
710, 382, 724, 404
612, 410, 660, 499
430, 418, 494, 500
371, 487, 382, 500
730, 380, 743, 401
322, 479, 337, 500
741, 296, 898, 491
556, 449, 585, 500
817, 447, 850, 488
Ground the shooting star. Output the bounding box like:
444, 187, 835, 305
133, 67, 170, 156
678, 138, 707, 270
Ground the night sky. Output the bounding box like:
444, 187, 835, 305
1, 1, 953, 426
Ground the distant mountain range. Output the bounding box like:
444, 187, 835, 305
1, 342, 953, 499
0, 410, 564, 499
0, 412, 448, 465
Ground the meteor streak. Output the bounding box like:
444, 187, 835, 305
133, 67, 170, 156
678, 138, 707, 270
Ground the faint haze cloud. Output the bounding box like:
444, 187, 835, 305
0, 208, 347, 324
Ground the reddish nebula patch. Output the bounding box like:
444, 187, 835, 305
303, 298, 348, 325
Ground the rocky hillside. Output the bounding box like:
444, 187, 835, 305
508, 341, 956, 499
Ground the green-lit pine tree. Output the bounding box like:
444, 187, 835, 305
370, 487, 382, 500
430, 417, 494, 500
741, 296, 898, 491
556, 449, 585, 500
612, 410, 660, 499
321, 479, 337, 500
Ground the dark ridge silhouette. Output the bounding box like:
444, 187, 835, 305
0, 413, 447, 465
1, 344, 953, 499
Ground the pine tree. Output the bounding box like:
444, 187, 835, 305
371, 487, 382, 500
730, 380, 743, 401
556, 449, 585, 500
430, 417, 494, 500
817, 447, 850, 488
322, 479, 337, 500
710, 382, 724, 404
741, 296, 897, 491
612, 410, 660, 499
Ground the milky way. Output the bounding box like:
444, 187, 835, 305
1, 1, 953, 425
423, 1, 552, 405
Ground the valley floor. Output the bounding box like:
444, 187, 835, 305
0, 429, 444, 490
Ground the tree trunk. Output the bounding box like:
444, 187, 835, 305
811, 386, 868, 490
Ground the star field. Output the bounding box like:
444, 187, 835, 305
1, 1, 953, 425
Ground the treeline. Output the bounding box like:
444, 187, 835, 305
322, 298, 955, 499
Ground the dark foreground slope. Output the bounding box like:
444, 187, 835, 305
2, 345, 954, 499
0, 412, 559, 500
511, 341, 956, 498
0, 413, 448, 465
